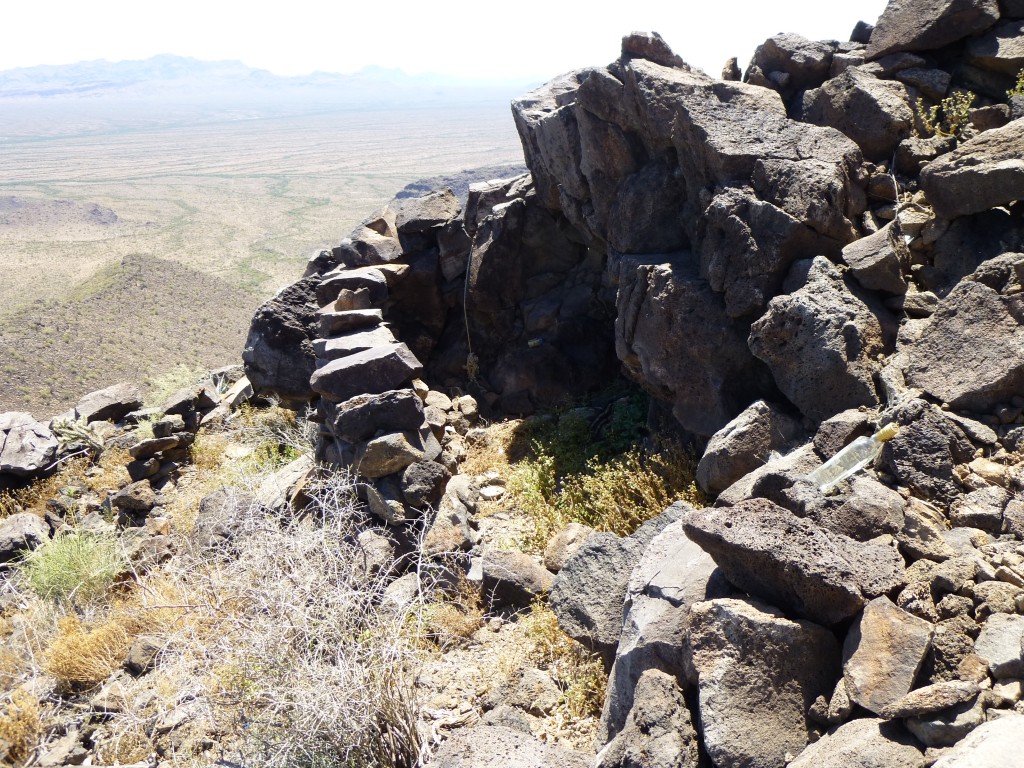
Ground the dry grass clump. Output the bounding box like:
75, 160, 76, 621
464, 387, 704, 550
43, 615, 132, 690
507, 441, 702, 549
20, 531, 127, 604
0, 443, 132, 519
458, 419, 524, 477
414, 577, 485, 650
94, 722, 154, 766
0, 458, 89, 516
166, 404, 312, 534
0, 689, 42, 765
499, 603, 606, 721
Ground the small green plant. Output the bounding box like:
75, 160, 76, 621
916, 91, 976, 139
508, 442, 702, 547
20, 531, 127, 604
1008, 68, 1024, 99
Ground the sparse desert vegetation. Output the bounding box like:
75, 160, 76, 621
0, 102, 524, 415
0, 376, 694, 767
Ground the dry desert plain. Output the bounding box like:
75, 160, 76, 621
0, 100, 525, 414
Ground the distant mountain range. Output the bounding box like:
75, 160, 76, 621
0, 54, 538, 105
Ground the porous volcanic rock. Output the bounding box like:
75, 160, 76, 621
689, 597, 841, 768
683, 499, 906, 625
748, 257, 890, 423
865, 0, 999, 60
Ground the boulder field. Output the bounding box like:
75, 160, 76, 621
235, 0, 1024, 764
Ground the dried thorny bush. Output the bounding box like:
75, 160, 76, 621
163, 469, 426, 768
0, 689, 43, 765
44, 615, 132, 690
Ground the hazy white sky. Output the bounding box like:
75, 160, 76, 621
3, 1, 890, 80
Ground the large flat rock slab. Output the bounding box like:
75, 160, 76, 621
0, 413, 58, 477
313, 325, 397, 362
865, 0, 999, 60
309, 343, 422, 403
920, 118, 1024, 219
75, 382, 143, 424
683, 499, 906, 625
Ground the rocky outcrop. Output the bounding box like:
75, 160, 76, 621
234, 5, 1024, 765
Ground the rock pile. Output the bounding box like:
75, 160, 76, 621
0, 371, 252, 567
234, 0, 1024, 764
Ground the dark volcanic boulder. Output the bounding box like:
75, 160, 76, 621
615, 257, 774, 436
966, 19, 1024, 75
431, 724, 590, 768
0, 512, 49, 563
800, 67, 915, 160
549, 532, 644, 665
903, 253, 1024, 412
746, 33, 837, 97
683, 500, 906, 625
599, 519, 729, 742
242, 276, 320, 402
920, 118, 1024, 219
840, 221, 910, 295
689, 597, 842, 768
696, 399, 805, 495
865, 0, 999, 60
394, 187, 460, 233
595, 669, 701, 768
748, 257, 891, 423
330, 389, 424, 444
788, 719, 925, 768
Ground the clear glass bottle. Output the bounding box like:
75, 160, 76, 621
807, 423, 900, 494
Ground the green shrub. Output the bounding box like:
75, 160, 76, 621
916, 91, 975, 139
1008, 68, 1024, 99
20, 532, 127, 604
507, 441, 702, 548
